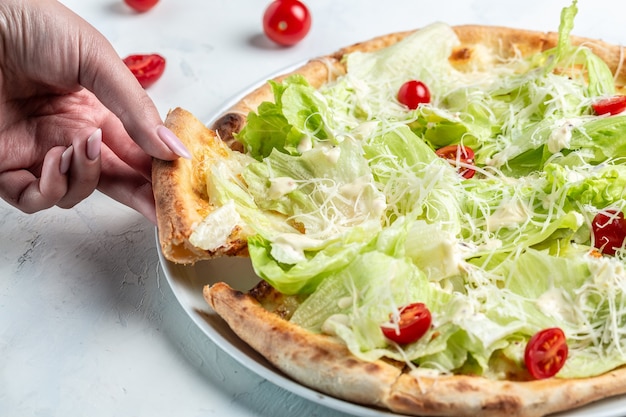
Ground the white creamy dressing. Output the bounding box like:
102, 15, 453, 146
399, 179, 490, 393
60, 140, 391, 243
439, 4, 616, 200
409, 230, 464, 280
269, 233, 326, 264
485, 199, 530, 231
321, 313, 350, 336
321, 144, 341, 164
350, 121, 379, 140
536, 287, 578, 323
339, 175, 387, 217
337, 296, 354, 309
486, 145, 521, 168
475, 236, 503, 252
189, 200, 244, 251
547, 118, 582, 153
297, 135, 313, 153
268, 177, 298, 199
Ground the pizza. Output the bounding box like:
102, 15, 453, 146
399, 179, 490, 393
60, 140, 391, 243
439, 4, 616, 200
153, 2, 626, 416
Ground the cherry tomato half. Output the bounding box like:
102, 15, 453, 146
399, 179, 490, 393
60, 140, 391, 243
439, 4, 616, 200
397, 80, 431, 110
381, 303, 432, 345
123, 54, 166, 88
592, 95, 626, 116
435, 145, 476, 179
263, 0, 311, 46
123, 0, 159, 13
524, 328, 568, 380
592, 209, 626, 255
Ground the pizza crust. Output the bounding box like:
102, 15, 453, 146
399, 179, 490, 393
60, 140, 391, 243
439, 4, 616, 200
153, 108, 249, 264
205, 282, 402, 409
206, 282, 626, 417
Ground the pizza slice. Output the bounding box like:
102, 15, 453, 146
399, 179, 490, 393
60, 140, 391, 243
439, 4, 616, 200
153, 108, 250, 264
153, 2, 626, 416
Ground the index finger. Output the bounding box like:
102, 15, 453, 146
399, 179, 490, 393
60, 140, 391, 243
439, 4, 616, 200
68, 9, 189, 160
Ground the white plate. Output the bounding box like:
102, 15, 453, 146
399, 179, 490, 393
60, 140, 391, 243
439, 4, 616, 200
157, 65, 626, 417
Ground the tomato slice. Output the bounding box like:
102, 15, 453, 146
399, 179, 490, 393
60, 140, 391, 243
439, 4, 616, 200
435, 145, 476, 179
123, 54, 166, 88
263, 0, 312, 46
123, 0, 159, 12
592, 95, 626, 116
524, 328, 568, 379
397, 80, 431, 109
381, 303, 432, 345
592, 209, 626, 255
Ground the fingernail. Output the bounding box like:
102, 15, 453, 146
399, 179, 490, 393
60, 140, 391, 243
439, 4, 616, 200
156, 125, 192, 159
60, 146, 73, 174
87, 128, 102, 161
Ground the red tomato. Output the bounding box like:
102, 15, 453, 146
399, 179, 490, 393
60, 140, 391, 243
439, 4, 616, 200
524, 328, 568, 379
123, 54, 166, 88
123, 0, 159, 12
592, 95, 626, 116
397, 80, 431, 109
435, 145, 476, 179
381, 303, 432, 345
592, 209, 626, 255
263, 0, 311, 46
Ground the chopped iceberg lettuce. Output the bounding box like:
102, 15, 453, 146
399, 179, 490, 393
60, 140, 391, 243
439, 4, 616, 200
194, 0, 626, 380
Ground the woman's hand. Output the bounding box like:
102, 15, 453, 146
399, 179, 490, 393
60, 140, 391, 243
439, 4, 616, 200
0, 0, 190, 223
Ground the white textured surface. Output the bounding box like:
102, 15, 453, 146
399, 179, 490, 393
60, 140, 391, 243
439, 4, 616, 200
2, 1, 626, 416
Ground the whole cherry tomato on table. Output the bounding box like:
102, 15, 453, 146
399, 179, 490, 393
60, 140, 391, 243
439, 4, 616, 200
380, 303, 432, 345
124, 0, 159, 12
524, 327, 568, 379
591, 209, 626, 255
123, 54, 166, 88
263, 0, 312, 46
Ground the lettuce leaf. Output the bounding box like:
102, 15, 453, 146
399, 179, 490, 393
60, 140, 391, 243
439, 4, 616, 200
237, 75, 335, 159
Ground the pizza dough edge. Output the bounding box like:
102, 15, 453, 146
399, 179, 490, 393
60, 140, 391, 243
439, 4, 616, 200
206, 282, 626, 417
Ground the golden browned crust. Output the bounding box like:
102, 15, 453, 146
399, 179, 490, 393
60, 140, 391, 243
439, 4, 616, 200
450, 25, 626, 87
387, 367, 626, 417
248, 280, 307, 320
204, 282, 403, 409
206, 282, 626, 417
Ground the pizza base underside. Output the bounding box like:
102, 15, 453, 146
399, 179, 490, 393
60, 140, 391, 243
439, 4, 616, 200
152, 25, 626, 417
